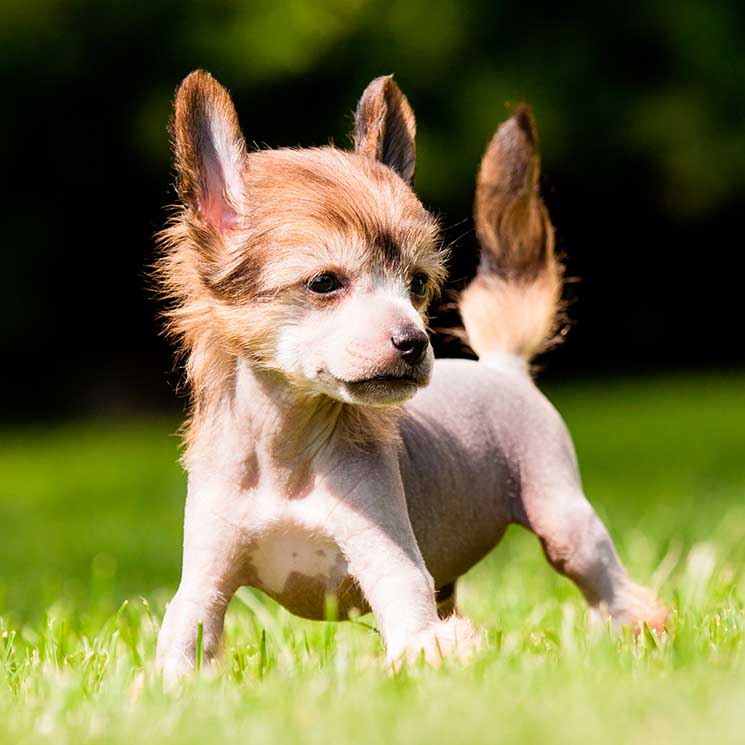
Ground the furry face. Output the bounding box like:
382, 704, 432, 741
157, 72, 447, 410
210, 148, 445, 406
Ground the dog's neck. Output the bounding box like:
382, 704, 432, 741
186, 358, 399, 497
241, 360, 347, 480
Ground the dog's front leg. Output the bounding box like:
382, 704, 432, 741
156, 487, 244, 685
331, 450, 479, 667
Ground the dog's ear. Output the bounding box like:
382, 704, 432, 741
171, 70, 247, 232
354, 75, 416, 185
474, 105, 551, 277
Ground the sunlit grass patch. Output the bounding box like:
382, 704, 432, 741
1, 372, 744, 744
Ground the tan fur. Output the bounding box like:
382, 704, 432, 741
459, 272, 561, 363
459, 106, 565, 363
154, 74, 446, 461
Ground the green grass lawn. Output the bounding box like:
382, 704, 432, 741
1, 372, 745, 744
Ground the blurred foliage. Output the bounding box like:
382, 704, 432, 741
1, 0, 744, 417
2, 0, 743, 213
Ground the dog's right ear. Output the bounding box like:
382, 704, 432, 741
171, 70, 247, 232
354, 75, 416, 185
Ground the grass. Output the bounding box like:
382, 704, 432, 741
1, 371, 745, 744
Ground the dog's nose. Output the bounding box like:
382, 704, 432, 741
391, 326, 429, 365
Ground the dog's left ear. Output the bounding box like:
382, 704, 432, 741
354, 75, 416, 185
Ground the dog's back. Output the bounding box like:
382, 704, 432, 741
398, 107, 664, 634
399, 357, 576, 589
397, 106, 572, 582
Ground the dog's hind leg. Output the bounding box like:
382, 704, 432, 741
515, 481, 667, 633
454, 86, 667, 636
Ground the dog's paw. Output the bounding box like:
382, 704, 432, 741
621, 584, 669, 634
157, 653, 195, 690
388, 615, 482, 670
591, 583, 669, 635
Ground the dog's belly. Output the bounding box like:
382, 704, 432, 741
239, 359, 574, 620
399, 357, 568, 586
245, 525, 368, 619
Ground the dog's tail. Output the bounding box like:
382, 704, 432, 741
459, 107, 564, 371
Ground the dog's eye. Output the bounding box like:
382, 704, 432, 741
409, 273, 428, 299
307, 273, 341, 294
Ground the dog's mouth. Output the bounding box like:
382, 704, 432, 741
338, 371, 425, 406
356, 374, 417, 384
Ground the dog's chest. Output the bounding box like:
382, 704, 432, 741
245, 524, 365, 619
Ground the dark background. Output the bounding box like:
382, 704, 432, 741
2, 0, 744, 421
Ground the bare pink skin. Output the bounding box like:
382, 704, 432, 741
155, 73, 665, 684
157, 352, 662, 682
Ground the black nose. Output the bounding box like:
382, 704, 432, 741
391, 326, 429, 365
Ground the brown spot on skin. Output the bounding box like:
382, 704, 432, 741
240, 451, 259, 491
229, 550, 260, 590
316, 549, 326, 557
277, 571, 333, 619
335, 575, 369, 618
284, 459, 315, 501
244, 539, 367, 620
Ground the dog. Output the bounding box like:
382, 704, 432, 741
154, 70, 667, 683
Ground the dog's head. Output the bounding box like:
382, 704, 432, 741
162, 71, 446, 407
